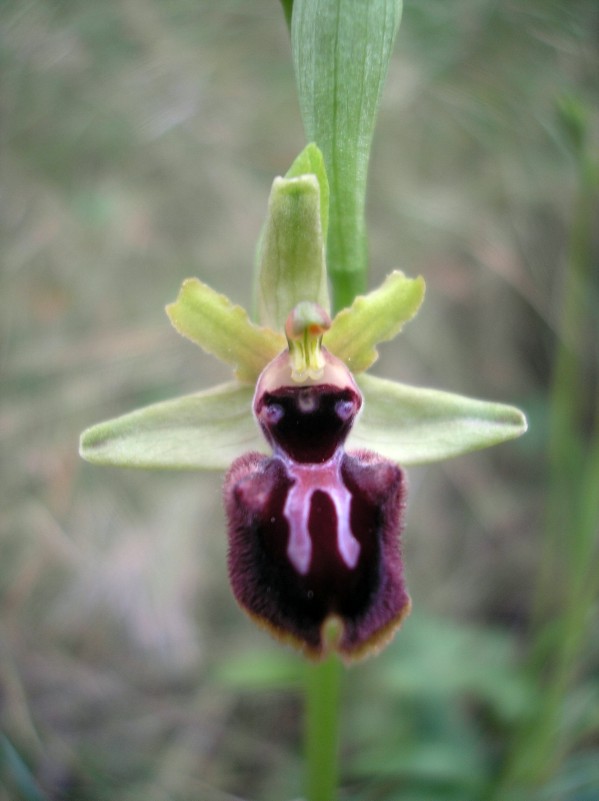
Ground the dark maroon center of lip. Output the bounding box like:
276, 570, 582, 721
251, 481, 382, 645
255, 383, 362, 463
224, 449, 408, 657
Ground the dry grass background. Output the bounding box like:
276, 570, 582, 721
1, 1, 598, 799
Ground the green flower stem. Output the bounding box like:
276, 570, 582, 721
304, 654, 343, 801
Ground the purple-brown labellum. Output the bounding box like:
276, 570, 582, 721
224, 349, 411, 661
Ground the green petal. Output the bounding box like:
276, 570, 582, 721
257, 173, 330, 331
349, 374, 527, 465
166, 278, 285, 382
323, 271, 425, 373
79, 383, 268, 470
285, 143, 329, 246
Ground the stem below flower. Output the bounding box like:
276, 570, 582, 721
304, 653, 343, 801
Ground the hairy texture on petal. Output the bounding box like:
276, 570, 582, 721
223, 449, 410, 661
339, 450, 411, 658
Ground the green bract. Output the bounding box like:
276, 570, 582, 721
292, 0, 403, 309
79, 144, 527, 470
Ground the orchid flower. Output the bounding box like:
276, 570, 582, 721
80, 145, 527, 662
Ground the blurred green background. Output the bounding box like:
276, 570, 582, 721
1, 1, 598, 800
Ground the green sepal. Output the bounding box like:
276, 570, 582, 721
166, 278, 285, 383
324, 271, 425, 373
257, 173, 330, 330
285, 143, 329, 246
349, 374, 528, 465
79, 383, 268, 470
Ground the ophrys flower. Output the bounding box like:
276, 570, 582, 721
80, 144, 526, 661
